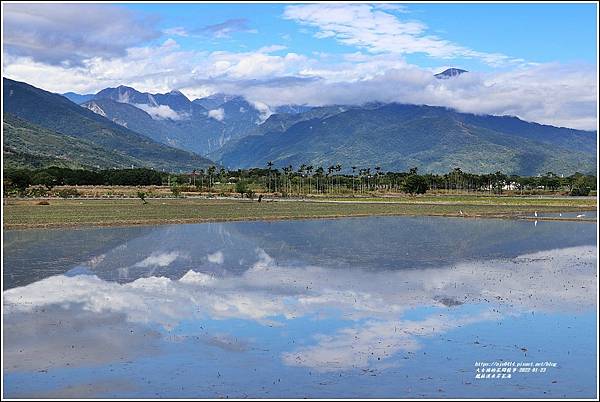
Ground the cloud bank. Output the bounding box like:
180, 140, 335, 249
3, 3, 159, 66
2, 3, 596, 130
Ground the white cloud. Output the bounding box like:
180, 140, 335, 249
134, 104, 186, 120
250, 101, 273, 123
3, 3, 159, 66
257, 45, 287, 53
4, 46, 596, 129
374, 4, 410, 13
2, 38, 200, 94
211, 62, 597, 130
163, 26, 188, 37
204, 50, 311, 80
208, 108, 225, 121
283, 4, 524, 67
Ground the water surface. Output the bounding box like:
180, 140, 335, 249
3, 216, 597, 398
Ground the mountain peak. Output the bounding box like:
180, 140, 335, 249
193, 93, 240, 109
114, 85, 138, 92
434, 68, 468, 79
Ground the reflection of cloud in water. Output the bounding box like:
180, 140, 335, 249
3, 305, 161, 373
207, 251, 224, 265
283, 312, 497, 372
4, 246, 596, 371
16, 379, 137, 399
134, 251, 183, 268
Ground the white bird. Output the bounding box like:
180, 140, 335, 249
559, 213, 562, 217
459, 210, 464, 216
534, 211, 538, 217
576, 214, 586, 218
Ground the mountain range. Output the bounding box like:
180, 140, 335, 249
74, 86, 269, 155
3, 113, 151, 170
3, 75, 597, 175
214, 103, 596, 175
4, 78, 214, 172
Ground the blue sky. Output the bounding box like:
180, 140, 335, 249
3, 2, 598, 129
124, 2, 597, 71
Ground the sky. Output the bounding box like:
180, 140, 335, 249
2, 2, 598, 130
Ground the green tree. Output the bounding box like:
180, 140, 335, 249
570, 176, 591, 196
402, 174, 428, 195
32, 171, 56, 190
236, 180, 249, 197
5, 169, 32, 195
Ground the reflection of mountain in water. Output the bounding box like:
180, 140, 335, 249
3, 216, 597, 287
3, 216, 597, 397
2, 226, 153, 289
4, 244, 597, 376
229, 216, 597, 270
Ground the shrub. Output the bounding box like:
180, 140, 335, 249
236, 180, 249, 195
171, 185, 182, 198
26, 187, 49, 198
56, 188, 80, 199
137, 191, 148, 204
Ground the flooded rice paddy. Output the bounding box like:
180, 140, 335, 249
3, 216, 597, 398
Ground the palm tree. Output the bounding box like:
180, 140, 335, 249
326, 165, 337, 193
306, 165, 313, 194
375, 166, 381, 191
207, 166, 216, 191
219, 168, 226, 185
316, 166, 324, 194
298, 164, 306, 196
358, 168, 364, 193
282, 165, 293, 195
335, 164, 342, 193
287, 165, 293, 195
267, 161, 273, 192
199, 169, 205, 190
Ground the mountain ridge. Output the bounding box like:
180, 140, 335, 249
4, 78, 215, 172
216, 102, 596, 175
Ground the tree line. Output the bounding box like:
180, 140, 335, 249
3, 165, 596, 197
